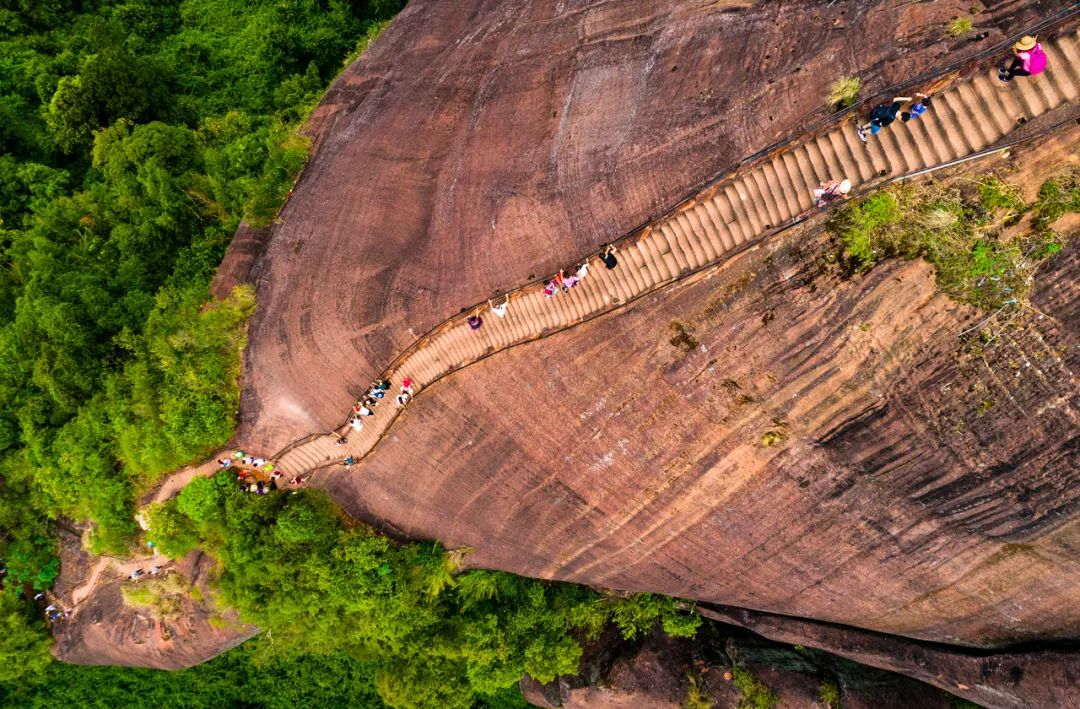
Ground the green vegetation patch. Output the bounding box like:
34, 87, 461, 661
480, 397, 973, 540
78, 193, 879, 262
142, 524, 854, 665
683, 671, 714, 709
0, 0, 401, 571
141, 476, 702, 707
947, 17, 974, 37
829, 171, 1078, 310
819, 679, 842, 708
826, 76, 861, 111
732, 667, 779, 709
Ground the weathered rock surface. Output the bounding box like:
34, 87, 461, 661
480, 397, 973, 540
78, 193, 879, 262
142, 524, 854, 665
324, 125, 1080, 646
63, 0, 1080, 693
51, 526, 255, 669
235, 0, 1060, 452
700, 604, 1080, 709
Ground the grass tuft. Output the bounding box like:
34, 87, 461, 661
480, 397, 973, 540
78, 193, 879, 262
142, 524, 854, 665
947, 17, 974, 37
732, 668, 778, 709
683, 672, 714, 709
826, 76, 861, 111
819, 680, 842, 709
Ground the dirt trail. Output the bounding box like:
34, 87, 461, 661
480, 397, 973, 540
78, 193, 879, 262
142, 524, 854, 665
62, 551, 172, 613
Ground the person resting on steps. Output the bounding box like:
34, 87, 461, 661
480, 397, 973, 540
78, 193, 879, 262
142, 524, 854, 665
814, 179, 851, 208
900, 93, 932, 122
467, 314, 483, 330
489, 298, 508, 317
999, 35, 1047, 82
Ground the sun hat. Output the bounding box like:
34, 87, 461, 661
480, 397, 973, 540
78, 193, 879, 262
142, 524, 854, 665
838, 179, 852, 194
1014, 35, 1037, 51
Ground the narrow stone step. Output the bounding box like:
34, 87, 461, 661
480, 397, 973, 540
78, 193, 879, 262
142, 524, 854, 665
955, 81, 1003, 144
732, 176, 768, 233
701, 197, 737, 250
925, 93, 978, 157
1026, 56, 1063, 110
662, 219, 702, 270
688, 202, 726, 256
632, 237, 666, 285
1041, 42, 1080, 100
684, 209, 718, 261
715, 188, 751, 243
820, 132, 858, 188
971, 75, 1021, 138
905, 110, 954, 164
681, 208, 720, 261
800, 139, 831, 186
938, 90, 989, 151
669, 216, 703, 271
764, 157, 801, 218
784, 147, 821, 199
747, 166, 784, 228
894, 114, 938, 169
1000, 72, 1045, 122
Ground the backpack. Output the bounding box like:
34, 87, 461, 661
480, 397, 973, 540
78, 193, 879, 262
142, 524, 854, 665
1024, 45, 1047, 75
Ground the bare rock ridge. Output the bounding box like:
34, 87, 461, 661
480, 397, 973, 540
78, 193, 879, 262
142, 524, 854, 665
49, 524, 257, 670
261, 22, 1080, 482
232, 0, 1064, 453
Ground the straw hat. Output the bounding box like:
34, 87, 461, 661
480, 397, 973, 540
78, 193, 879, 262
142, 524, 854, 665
1014, 35, 1037, 51
838, 179, 852, 194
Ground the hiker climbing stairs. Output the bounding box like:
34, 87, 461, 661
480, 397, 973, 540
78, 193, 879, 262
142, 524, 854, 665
139, 26, 1078, 497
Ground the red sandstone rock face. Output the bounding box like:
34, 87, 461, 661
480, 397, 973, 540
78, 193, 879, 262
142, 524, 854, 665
50, 527, 255, 669
322, 132, 1080, 652
235, 0, 1058, 452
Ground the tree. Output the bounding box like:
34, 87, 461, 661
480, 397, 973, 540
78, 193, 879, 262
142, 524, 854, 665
0, 592, 52, 684
47, 49, 172, 152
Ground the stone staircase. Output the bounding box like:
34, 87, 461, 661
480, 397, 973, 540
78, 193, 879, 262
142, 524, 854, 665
265, 28, 1080, 477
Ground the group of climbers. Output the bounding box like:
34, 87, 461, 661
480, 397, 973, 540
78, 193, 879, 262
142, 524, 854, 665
467, 243, 616, 333
344, 379, 413, 435
832, 35, 1047, 207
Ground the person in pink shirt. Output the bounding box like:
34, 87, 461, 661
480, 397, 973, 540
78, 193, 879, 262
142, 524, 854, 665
999, 35, 1047, 82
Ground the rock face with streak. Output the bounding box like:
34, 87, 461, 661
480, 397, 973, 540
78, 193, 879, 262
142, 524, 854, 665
328, 180, 1079, 648
235, 0, 1055, 450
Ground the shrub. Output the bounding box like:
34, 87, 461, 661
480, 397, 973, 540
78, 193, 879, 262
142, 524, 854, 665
732, 668, 779, 709
819, 679, 842, 708
826, 76, 861, 111
829, 173, 1074, 310
947, 17, 973, 37
684, 672, 714, 709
